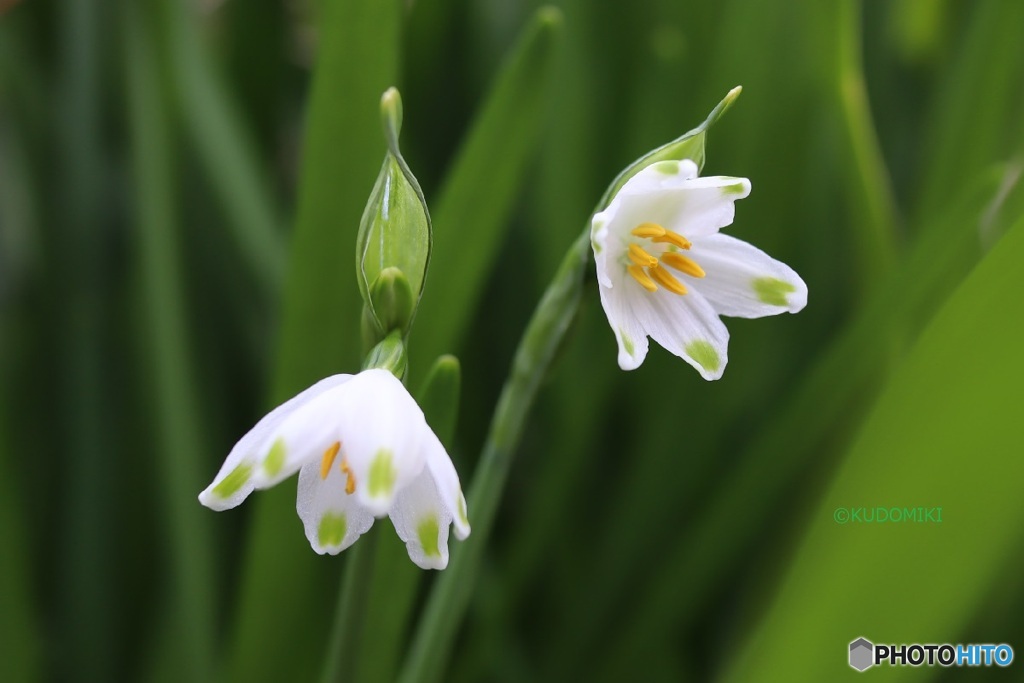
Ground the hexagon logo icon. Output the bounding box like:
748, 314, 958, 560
849, 637, 874, 671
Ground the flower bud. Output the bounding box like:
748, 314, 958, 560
356, 87, 431, 341
362, 330, 408, 380
369, 266, 415, 336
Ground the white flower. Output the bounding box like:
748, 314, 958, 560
198, 368, 470, 570
591, 158, 807, 379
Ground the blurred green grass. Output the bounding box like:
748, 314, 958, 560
1, 1, 1022, 682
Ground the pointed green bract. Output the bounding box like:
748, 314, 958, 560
357, 88, 431, 340
594, 86, 742, 212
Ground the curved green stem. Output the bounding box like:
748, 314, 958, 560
397, 231, 591, 683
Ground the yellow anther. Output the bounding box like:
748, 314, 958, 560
321, 442, 341, 480
661, 252, 705, 278
627, 265, 658, 291
631, 222, 667, 239
340, 457, 356, 495
628, 243, 658, 267
647, 264, 688, 295
652, 229, 692, 250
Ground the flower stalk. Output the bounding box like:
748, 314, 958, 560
398, 231, 591, 683
318, 527, 380, 683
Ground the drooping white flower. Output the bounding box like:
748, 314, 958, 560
591, 158, 807, 379
198, 368, 470, 570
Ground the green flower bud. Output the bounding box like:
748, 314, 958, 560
362, 330, 408, 380
369, 266, 415, 337
356, 87, 431, 339
415, 355, 461, 447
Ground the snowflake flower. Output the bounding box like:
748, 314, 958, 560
199, 369, 470, 569
591, 158, 807, 378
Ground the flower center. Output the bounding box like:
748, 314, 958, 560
625, 222, 705, 295
321, 441, 357, 494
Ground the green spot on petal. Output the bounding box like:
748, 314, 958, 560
417, 515, 441, 558
368, 449, 396, 497
318, 513, 347, 548
619, 328, 635, 356
212, 463, 251, 498
685, 340, 720, 373
591, 237, 602, 254
655, 160, 681, 175
263, 438, 287, 476
722, 181, 747, 195
753, 277, 796, 306
457, 494, 469, 526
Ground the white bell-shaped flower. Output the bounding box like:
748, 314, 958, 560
199, 368, 470, 570
591, 159, 807, 379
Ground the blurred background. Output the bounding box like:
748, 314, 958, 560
2, 0, 1024, 681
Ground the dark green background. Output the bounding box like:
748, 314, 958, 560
2, 0, 1023, 681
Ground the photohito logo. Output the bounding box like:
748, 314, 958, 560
848, 637, 1014, 671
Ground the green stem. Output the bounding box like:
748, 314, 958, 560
397, 232, 591, 683
319, 528, 381, 683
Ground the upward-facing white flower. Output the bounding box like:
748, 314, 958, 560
198, 368, 470, 570
591, 158, 807, 379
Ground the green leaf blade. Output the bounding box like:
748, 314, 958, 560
722, 212, 1024, 681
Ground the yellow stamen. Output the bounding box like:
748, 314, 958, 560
627, 243, 658, 267
652, 229, 692, 250
660, 252, 705, 278
630, 222, 667, 239
320, 441, 341, 480
340, 457, 356, 495
627, 265, 658, 291
647, 264, 688, 295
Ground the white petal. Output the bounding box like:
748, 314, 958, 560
388, 467, 452, 570
591, 215, 614, 289
296, 457, 375, 555
250, 381, 352, 490
607, 162, 751, 241
421, 429, 470, 540
690, 233, 808, 318
592, 161, 701, 288
597, 279, 649, 371
609, 158, 701, 198
335, 369, 427, 517
633, 287, 730, 380
199, 374, 352, 511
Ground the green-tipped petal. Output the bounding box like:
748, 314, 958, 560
198, 374, 352, 510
